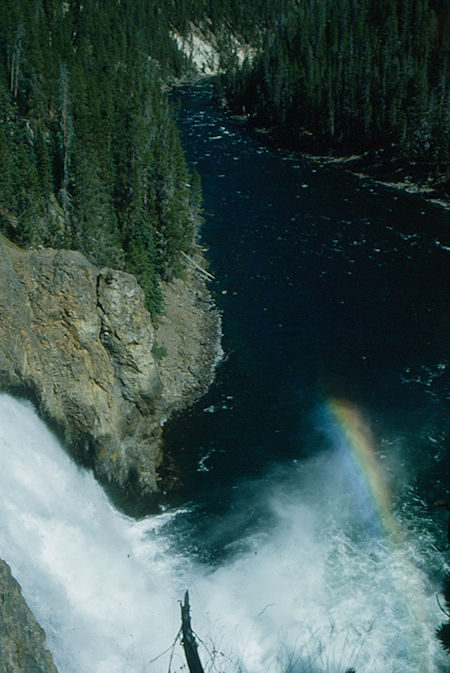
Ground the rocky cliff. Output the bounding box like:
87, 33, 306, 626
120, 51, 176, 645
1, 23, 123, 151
0, 560, 57, 673
0, 238, 220, 672
0, 238, 221, 496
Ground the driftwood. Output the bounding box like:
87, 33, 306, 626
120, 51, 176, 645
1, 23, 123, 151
180, 251, 215, 281
180, 591, 205, 673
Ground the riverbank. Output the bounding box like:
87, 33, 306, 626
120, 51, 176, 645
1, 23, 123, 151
222, 106, 450, 211
304, 151, 450, 212
154, 266, 223, 495
156, 268, 223, 417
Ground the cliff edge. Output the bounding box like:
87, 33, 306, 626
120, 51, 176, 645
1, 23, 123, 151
0, 239, 221, 496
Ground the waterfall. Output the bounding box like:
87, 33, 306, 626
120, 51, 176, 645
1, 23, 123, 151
0, 393, 446, 673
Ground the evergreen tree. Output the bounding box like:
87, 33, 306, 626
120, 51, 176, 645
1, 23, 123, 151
221, 0, 450, 191
0, 0, 202, 318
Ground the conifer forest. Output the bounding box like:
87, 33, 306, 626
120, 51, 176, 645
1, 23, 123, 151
0, 0, 448, 316
0, 0, 199, 315
220, 0, 450, 192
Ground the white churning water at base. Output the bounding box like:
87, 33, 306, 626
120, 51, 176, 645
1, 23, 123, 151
0, 393, 446, 673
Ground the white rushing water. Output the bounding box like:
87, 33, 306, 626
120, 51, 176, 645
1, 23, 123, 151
0, 393, 447, 673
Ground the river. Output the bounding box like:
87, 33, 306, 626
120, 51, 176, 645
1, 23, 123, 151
0, 82, 449, 673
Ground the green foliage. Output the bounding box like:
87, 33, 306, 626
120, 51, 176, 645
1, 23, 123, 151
152, 341, 168, 360
221, 0, 450, 190
169, 0, 291, 41
0, 0, 202, 315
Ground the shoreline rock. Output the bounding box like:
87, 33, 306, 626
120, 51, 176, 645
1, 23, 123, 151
156, 273, 223, 418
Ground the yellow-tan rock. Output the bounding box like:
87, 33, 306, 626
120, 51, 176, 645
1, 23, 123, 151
0, 240, 220, 495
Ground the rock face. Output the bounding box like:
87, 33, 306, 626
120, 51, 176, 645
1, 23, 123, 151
171, 24, 253, 77
0, 239, 220, 672
0, 560, 58, 673
0, 239, 220, 495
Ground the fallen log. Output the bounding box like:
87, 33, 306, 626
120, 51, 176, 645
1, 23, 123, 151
180, 591, 205, 673
180, 251, 216, 281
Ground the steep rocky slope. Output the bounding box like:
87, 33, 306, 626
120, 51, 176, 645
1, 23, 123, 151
0, 238, 220, 670
0, 239, 220, 496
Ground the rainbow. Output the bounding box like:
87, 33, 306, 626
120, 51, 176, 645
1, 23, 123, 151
322, 397, 436, 672
324, 397, 399, 541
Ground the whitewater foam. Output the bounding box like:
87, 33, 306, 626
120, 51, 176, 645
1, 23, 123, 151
0, 393, 446, 673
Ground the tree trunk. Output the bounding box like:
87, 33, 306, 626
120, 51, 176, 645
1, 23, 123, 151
180, 591, 205, 673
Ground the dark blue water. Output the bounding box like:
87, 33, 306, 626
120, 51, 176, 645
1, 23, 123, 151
164, 84, 450, 546
156, 89, 450, 671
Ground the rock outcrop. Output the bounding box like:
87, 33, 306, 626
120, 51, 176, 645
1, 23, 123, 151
171, 23, 253, 78
0, 239, 220, 495
0, 560, 58, 673
0, 238, 220, 673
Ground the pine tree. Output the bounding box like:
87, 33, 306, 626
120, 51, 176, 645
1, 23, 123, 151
0, 0, 207, 314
